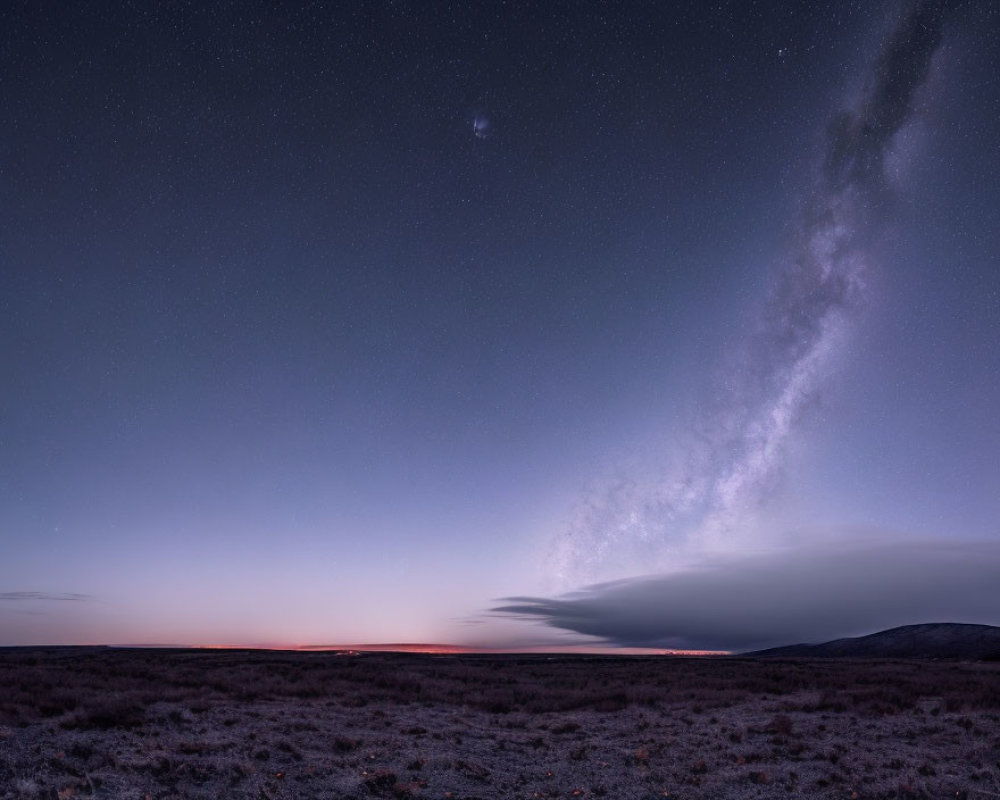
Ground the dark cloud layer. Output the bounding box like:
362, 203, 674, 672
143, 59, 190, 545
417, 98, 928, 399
0, 592, 90, 602
496, 540, 1000, 652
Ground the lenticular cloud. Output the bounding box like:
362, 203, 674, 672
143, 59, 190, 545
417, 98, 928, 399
548, 0, 957, 588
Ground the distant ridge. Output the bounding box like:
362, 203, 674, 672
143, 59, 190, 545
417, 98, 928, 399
747, 623, 1000, 660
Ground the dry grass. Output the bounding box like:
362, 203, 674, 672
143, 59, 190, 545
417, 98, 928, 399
1, 648, 999, 798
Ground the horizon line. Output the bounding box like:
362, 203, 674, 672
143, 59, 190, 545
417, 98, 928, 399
0, 641, 732, 656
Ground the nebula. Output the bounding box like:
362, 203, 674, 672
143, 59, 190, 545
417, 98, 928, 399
547, 0, 959, 589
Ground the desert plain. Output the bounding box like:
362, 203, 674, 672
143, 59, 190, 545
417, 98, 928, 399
1, 647, 998, 799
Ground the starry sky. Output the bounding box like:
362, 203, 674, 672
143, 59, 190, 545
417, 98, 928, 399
2, 0, 999, 651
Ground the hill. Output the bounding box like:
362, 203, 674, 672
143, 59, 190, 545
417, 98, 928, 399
747, 622, 1000, 659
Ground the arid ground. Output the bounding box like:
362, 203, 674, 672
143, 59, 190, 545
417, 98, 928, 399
1, 648, 998, 799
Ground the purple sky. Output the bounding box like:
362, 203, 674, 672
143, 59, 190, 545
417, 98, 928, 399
3, 0, 999, 650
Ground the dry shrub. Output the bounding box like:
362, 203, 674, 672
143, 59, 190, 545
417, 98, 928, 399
333, 735, 359, 752
552, 721, 580, 734
363, 770, 398, 794
61, 697, 146, 730
764, 713, 794, 736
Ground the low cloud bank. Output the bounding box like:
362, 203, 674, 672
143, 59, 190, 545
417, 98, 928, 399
497, 540, 1000, 652
0, 592, 91, 602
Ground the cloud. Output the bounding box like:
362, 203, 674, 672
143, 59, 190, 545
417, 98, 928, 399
498, 539, 1000, 652
0, 592, 91, 602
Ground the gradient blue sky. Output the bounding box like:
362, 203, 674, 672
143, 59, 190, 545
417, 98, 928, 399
2, 0, 998, 650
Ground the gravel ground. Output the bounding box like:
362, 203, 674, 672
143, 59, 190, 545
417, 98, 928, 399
2, 649, 999, 799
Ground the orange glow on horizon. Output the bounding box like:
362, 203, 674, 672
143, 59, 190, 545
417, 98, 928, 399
178, 642, 730, 656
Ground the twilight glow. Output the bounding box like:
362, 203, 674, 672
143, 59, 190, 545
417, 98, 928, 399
2, 0, 999, 651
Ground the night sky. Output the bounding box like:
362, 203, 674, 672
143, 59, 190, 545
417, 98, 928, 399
2, 1, 999, 651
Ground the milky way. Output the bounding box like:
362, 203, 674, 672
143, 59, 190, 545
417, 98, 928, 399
548, 0, 960, 589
